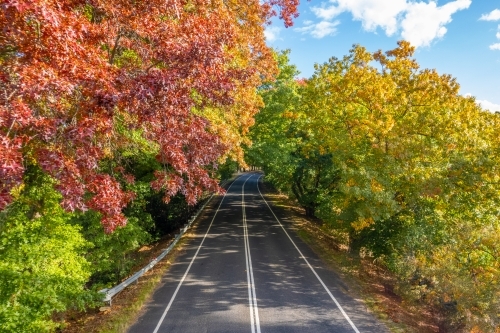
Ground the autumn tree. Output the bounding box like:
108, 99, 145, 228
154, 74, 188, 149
251, 42, 499, 331
0, 0, 299, 232
300, 42, 500, 331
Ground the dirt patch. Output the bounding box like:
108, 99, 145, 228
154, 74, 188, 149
259, 181, 441, 333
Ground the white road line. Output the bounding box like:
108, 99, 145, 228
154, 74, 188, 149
256, 175, 361, 333
242, 174, 261, 333
152, 175, 244, 333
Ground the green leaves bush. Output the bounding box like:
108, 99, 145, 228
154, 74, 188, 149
0, 169, 91, 333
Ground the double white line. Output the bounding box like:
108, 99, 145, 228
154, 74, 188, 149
242, 174, 261, 333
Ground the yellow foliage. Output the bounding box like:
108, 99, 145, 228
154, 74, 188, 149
370, 179, 383, 193
351, 216, 374, 231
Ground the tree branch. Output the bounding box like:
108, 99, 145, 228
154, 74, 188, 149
109, 32, 122, 65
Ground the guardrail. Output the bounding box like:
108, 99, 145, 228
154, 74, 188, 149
99, 190, 218, 306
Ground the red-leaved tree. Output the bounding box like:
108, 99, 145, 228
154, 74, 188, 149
0, 0, 299, 232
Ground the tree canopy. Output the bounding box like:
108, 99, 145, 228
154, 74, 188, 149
1, 0, 298, 232
0, 1, 299, 330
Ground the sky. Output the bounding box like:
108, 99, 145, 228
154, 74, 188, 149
265, 0, 500, 112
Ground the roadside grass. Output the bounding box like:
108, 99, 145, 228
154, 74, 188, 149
97, 236, 189, 333
260, 182, 440, 333
294, 227, 409, 333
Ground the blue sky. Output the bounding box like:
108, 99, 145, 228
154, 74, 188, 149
265, 0, 500, 111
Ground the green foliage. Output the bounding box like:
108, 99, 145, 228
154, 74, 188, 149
73, 184, 153, 286
0, 168, 91, 333
247, 50, 342, 217
76, 215, 152, 286
217, 159, 238, 181
145, 192, 193, 235
114, 49, 142, 68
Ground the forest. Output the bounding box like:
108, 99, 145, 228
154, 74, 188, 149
0, 0, 498, 332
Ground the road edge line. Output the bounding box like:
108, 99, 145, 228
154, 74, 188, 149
256, 175, 361, 333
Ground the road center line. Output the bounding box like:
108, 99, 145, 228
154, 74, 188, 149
242, 174, 261, 333
256, 175, 361, 333
151, 175, 244, 333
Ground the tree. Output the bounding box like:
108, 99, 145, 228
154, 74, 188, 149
0, 0, 299, 231
246, 50, 342, 217
1, 1, 301, 330
299, 41, 500, 331
0, 168, 91, 333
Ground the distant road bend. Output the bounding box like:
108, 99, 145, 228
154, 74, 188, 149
128, 173, 388, 333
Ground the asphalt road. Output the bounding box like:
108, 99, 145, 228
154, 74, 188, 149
128, 173, 388, 333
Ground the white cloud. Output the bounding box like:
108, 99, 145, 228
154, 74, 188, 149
488, 24, 500, 50
295, 20, 340, 39
401, 0, 471, 47
313, 0, 408, 36
480, 9, 500, 21
264, 26, 281, 42
489, 43, 500, 50
305, 0, 471, 46
477, 99, 500, 112
311, 4, 344, 21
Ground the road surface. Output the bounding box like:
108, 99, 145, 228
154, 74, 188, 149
128, 173, 388, 333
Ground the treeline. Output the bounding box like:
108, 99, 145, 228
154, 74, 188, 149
0, 0, 297, 331
246, 45, 500, 332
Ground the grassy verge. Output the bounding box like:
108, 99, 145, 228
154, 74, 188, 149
61, 234, 190, 333
97, 237, 189, 333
